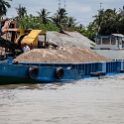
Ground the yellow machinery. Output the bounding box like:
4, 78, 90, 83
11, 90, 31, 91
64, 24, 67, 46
7, 28, 25, 42
20, 30, 46, 48
7, 28, 46, 49
0, 21, 46, 57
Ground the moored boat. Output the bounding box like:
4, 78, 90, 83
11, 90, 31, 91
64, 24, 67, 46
0, 56, 83, 84
1, 27, 124, 85
0, 56, 124, 85
93, 34, 124, 60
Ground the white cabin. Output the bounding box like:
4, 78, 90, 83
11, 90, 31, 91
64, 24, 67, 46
94, 34, 124, 50
93, 34, 124, 60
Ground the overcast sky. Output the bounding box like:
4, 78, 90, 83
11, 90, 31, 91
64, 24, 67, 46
6, 0, 124, 27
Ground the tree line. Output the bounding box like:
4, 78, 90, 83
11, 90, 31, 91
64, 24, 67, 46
1, 0, 124, 40
15, 7, 84, 32
88, 6, 124, 35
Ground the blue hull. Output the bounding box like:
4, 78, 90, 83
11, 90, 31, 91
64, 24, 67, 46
0, 57, 123, 85
0, 59, 82, 84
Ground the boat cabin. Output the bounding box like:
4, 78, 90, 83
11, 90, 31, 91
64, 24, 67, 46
94, 34, 124, 50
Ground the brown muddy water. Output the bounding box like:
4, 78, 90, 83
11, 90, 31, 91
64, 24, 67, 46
0, 74, 124, 124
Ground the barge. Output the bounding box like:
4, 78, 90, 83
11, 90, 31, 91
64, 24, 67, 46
0, 28, 124, 85
0, 56, 124, 85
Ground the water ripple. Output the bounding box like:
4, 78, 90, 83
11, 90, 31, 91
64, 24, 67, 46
1, 74, 124, 124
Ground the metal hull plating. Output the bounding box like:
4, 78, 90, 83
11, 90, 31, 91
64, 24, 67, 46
0, 60, 82, 85
0, 58, 124, 85
0, 62, 35, 84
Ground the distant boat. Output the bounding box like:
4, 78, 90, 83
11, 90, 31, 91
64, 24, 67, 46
93, 34, 124, 60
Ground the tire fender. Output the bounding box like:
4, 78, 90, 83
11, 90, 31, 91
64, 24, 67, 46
55, 67, 64, 79
28, 66, 39, 80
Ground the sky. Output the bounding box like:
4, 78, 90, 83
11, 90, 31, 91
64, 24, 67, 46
5, 0, 124, 27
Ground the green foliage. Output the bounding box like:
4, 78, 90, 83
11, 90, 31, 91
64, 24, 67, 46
19, 15, 40, 29
79, 29, 95, 41
38, 23, 59, 31
19, 15, 59, 31
36, 8, 51, 25
89, 6, 124, 35
0, 0, 12, 17
3, 4, 84, 33
3, 1, 124, 41
51, 8, 68, 31
16, 5, 27, 18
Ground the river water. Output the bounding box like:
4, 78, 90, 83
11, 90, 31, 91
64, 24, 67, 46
0, 74, 124, 124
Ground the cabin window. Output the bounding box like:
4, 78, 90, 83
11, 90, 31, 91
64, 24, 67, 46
96, 38, 101, 45
118, 38, 122, 49
118, 38, 122, 45
102, 38, 110, 44
111, 38, 116, 45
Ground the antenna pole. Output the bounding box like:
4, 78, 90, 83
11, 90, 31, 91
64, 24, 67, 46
64, 0, 66, 10
100, 3, 102, 10
58, 0, 61, 9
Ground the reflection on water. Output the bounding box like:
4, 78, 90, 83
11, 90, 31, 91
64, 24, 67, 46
1, 74, 124, 124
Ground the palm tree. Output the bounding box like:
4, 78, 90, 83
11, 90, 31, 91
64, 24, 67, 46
118, 6, 124, 33
15, 5, 27, 28
99, 9, 116, 34
92, 8, 116, 34
92, 8, 124, 34
100, 8, 121, 34
16, 5, 27, 19
64, 17, 79, 31
36, 8, 51, 25
56, 8, 67, 19
51, 14, 62, 29
0, 0, 12, 17
92, 9, 105, 34
88, 6, 124, 35
51, 8, 68, 30
119, 6, 124, 16
67, 17, 77, 27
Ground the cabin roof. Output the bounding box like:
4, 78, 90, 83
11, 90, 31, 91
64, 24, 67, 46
112, 33, 124, 37
95, 34, 124, 38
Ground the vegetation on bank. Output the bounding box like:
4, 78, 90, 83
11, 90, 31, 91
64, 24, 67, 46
0, 0, 124, 40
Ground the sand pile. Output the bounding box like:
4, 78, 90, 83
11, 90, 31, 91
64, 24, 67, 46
15, 47, 109, 63
39, 31, 95, 49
